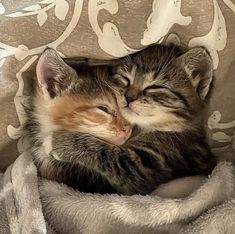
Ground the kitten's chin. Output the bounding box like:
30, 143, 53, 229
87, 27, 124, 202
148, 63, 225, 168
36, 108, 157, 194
120, 107, 188, 132
101, 128, 132, 146
120, 108, 152, 130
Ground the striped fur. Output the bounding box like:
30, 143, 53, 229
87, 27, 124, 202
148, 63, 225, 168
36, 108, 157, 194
24, 45, 216, 195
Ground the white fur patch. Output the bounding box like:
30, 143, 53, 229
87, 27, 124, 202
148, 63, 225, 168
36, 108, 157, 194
42, 136, 61, 161
42, 136, 53, 156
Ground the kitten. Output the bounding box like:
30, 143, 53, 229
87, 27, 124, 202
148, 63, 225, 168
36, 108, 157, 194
24, 49, 132, 194
25, 45, 216, 195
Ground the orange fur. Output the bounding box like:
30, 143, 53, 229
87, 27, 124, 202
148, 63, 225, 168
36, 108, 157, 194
51, 95, 107, 128
48, 94, 131, 145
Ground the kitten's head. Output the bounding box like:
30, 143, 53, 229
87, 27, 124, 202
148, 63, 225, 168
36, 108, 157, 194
35, 49, 131, 145
93, 44, 213, 132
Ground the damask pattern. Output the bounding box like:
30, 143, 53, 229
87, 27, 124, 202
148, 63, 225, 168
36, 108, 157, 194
0, 0, 235, 169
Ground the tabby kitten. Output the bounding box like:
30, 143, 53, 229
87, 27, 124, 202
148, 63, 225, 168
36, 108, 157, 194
25, 45, 216, 195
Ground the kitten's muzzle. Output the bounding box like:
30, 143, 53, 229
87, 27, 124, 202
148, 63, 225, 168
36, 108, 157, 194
122, 124, 132, 138
110, 124, 132, 145
125, 93, 138, 104
117, 125, 132, 145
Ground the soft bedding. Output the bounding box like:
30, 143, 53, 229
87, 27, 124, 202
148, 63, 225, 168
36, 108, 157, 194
0, 0, 235, 233
0, 152, 234, 233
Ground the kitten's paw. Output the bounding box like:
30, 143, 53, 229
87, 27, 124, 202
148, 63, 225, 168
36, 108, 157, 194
43, 135, 61, 161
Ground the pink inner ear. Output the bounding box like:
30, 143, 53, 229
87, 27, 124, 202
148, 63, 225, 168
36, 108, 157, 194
36, 53, 48, 87
36, 53, 56, 89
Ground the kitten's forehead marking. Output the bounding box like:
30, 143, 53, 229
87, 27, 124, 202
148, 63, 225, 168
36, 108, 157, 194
144, 73, 167, 89
130, 65, 137, 84
118, 65, 137, 85
142, 72, 155, 89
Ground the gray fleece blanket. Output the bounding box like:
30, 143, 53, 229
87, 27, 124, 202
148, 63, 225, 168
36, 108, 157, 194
1, 1, 235, 233
0, 152, 234, 234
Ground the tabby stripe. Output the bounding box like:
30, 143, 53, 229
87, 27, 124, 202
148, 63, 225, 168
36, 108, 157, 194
99, 148, 116, 172
117, 152, 133, 175
122, 148, 149, 181
156, 99, 181, 109
167, 90, 190, 109
171, 110, 192, 120
148, 85, 190, 110
130, 147, 162, 171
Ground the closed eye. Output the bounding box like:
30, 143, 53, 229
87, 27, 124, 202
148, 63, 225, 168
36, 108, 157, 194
144, 85, 169, 94
112, 74, 130, 87
144, 85, 189, 109
97, 105, 117, 117
97, 105, 110, 114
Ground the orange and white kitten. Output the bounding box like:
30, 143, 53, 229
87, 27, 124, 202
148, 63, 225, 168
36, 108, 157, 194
24, 49, 131, 193
33, 50, 131, 146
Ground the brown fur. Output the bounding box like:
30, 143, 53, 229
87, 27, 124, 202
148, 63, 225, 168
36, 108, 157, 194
50, 95, 128, 137
51, 96, 106, 128
23, 46, 216, 195
49, 95, 128, 141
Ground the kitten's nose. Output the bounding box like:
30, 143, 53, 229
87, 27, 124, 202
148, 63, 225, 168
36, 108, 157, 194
125, 93, 137, 104
122, 124, 131, 134
122, 124, 132, 139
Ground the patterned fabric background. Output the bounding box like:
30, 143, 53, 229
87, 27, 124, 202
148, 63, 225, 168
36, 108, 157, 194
0, 0, 235, 170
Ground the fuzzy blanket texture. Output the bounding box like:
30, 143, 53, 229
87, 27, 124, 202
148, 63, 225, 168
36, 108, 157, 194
1, 0, 235, 233
0, 153, 234, 233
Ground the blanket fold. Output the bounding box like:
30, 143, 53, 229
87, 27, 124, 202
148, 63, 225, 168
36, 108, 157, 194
0, 152, 234, 234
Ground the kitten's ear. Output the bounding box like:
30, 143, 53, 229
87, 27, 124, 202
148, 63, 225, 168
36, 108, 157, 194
177, 48, 213, 100
36, 49, 77, 98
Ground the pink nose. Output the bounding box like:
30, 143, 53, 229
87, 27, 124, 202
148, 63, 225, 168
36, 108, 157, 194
122, 125, 132, 136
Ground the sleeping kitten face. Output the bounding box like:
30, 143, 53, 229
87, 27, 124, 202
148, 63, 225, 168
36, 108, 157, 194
35, 49, 131, 145
101, 45, 213, 132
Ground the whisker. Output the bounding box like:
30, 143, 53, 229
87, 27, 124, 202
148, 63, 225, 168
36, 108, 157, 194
158, 56, 176, 77
159, 48, 175, 74
101, 79, 119, 94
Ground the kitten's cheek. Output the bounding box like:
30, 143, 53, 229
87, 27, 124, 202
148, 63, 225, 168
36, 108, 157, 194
129, 103, 140, 114
116, 95, 127, 107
